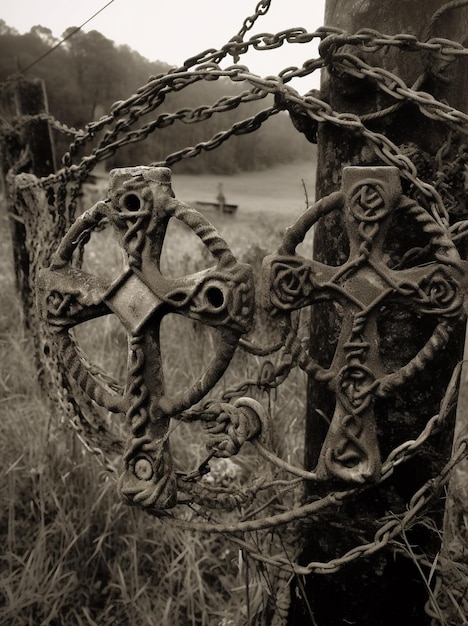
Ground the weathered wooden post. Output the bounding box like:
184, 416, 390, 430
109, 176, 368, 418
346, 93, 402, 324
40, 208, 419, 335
289, 1, 468, 624
4, 78, 56, 330
13, 78, 56, 177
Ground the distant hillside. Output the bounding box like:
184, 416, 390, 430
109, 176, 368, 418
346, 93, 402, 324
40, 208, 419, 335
0, 20, 315, 174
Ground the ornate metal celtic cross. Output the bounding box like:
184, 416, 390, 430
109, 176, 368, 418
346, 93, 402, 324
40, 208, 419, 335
37, 164, 464, 512
37, 166, 254, 509
264, 166, 464, 484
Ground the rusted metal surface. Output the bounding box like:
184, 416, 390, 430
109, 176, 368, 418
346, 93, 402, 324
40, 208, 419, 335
264, 165, 464, 484
37, 166, 254, 509
37, 164, 466, 509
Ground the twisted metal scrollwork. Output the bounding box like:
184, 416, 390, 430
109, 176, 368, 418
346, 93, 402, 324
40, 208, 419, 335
33, 158, 468, 601
263, 165, 465, 484
38, 164, 466, 508
37, 165, 255, 510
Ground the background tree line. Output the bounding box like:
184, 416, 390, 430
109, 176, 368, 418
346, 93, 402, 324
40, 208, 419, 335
0, 20, 313, 173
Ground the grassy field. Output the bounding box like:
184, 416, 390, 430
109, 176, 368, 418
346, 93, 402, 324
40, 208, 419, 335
0, 160, 315, 626
172, 159, 316, 216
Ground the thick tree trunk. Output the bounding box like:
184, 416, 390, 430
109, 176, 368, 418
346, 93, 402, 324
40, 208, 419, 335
289, 1, 468, 624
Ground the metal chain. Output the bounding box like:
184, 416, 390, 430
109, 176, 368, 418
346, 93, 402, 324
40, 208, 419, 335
165, 421, 468, 576
5, 18, 468, 591
10, 27, 468, 201
232, 0, 273, 44
331, 53, 468, 132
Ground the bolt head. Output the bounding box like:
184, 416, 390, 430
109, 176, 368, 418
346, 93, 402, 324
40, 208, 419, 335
134, 457, 153, 481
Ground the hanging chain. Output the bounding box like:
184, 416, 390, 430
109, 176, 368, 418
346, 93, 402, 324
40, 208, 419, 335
233, 0, 273, 43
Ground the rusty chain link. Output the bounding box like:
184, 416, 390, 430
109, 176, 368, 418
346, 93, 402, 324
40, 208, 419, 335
231, 0, 273, 47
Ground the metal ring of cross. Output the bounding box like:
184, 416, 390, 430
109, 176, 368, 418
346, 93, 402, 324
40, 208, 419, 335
37, 166, 254, 509
263, 166, 464, 484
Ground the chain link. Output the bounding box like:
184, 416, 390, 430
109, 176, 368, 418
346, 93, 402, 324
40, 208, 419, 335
232, 0, 273, 45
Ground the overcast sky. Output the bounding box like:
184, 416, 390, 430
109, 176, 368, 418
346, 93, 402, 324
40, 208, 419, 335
3, 0, 326, 89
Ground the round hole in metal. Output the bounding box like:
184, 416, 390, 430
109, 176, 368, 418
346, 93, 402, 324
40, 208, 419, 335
123, 193, 142, 212
206, 286, 225, 309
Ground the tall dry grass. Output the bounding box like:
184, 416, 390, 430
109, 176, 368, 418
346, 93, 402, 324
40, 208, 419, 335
0, 177, 309, 625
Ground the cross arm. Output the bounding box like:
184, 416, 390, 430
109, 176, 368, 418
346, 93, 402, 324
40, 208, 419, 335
37, 266, 112, 329
263, 253, 342, 313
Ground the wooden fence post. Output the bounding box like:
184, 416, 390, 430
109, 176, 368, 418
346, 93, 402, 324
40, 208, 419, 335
13, 78, 56, 177
5, 77, 56, 330
288, 1, 468, 624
